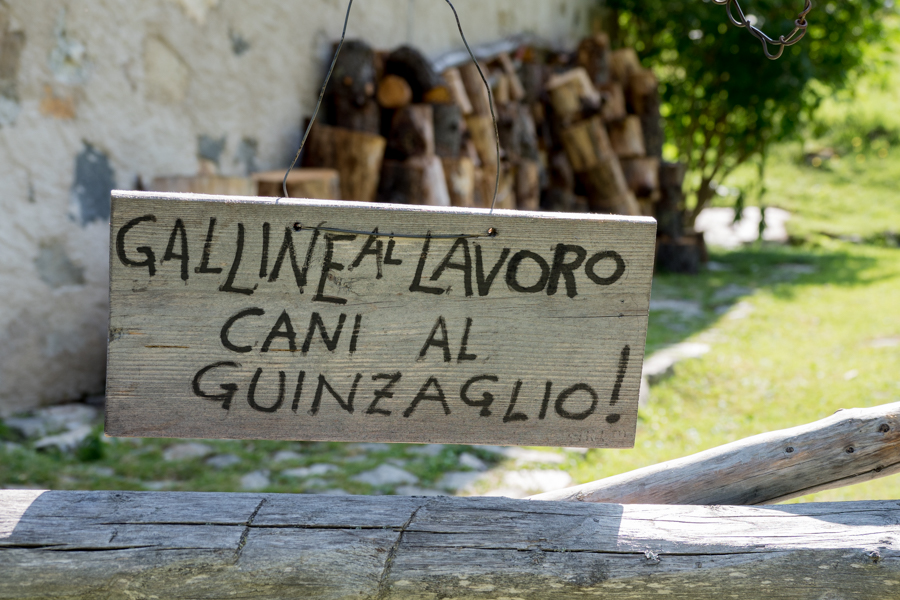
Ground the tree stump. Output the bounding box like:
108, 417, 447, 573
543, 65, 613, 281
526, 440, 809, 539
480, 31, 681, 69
303, 123, 386, 202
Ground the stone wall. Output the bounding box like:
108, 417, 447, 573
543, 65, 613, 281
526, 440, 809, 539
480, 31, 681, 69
0, 0, 595, 415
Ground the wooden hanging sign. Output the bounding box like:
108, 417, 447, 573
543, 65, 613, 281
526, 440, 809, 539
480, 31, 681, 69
105, 191, 656, 447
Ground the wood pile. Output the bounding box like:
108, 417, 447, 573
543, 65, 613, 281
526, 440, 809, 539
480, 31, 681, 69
300, 34, 671, 217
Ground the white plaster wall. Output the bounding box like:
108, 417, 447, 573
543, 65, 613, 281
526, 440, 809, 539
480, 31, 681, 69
0, 0, 595, 416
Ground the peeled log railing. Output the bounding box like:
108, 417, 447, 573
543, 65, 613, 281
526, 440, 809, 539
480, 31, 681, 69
533, 402, 900, 504
2, 403, 899, 599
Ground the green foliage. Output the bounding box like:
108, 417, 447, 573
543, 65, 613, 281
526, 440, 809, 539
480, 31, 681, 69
607, 0, 889, 221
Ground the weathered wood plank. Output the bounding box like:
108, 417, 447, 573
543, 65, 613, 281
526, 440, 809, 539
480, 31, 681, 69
2, 490, 898, 599
106, 191, 655, 447
532, 402, 900, 505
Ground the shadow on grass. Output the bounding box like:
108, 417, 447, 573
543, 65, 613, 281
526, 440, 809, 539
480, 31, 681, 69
647, 243, 895, 353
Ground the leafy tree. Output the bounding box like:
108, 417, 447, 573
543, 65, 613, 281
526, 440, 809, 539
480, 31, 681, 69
606, 0, 888, 224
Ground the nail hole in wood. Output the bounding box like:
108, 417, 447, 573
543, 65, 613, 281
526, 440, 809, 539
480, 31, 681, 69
293, 222, 303, 232
785, 447, 794, 454
846, 446, 855, 454
879, 423, 891, 433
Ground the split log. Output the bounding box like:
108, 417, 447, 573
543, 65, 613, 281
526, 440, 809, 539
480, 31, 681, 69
325, 39, 380, 134
303, 123, 386, 202
459, 61, 493, 117
656, 232, 707, 274
629, 69, 664, 157
376, 74, 413, 109
519, 61, 544, 104
559, 118, 641, 216
474, 164, 515, 210
465, 114, 498, 168
546, 67, 601, 124
610, 47, 641, 85
599, 82, 627, 122
620, 157, 660, 197
3, 490, 899, 599
150, 175, 255, 196
534, 402, 900, 505
496, 52, 526, 102
576, 32, 611, 87
387, 104, 435, 159
384, 45, 441, 102
607, 115, 646, 158
441, 156, 476, 208
432, 103, 463, 158
491, 71, 511, 105
254, 169, 340, 200
423, 85, 453, 104
513, 159, 541, 211
377, 156, 451, 206
497, 103, 540, 162
442, 67, 474, 115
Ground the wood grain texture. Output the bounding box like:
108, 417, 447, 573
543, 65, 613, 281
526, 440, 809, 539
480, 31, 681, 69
106, 192, 655, 446
3, 490, 899, 599
532, 402, 900, 505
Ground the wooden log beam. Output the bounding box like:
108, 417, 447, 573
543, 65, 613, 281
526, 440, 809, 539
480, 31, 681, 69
2, 490, 899, 599
533, 402, 900, 505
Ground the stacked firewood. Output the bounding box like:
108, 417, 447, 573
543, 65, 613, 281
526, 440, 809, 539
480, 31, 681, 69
295, 34, 681, 216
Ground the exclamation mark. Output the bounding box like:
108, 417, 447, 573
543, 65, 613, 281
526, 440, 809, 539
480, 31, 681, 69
606, 345, 630, 424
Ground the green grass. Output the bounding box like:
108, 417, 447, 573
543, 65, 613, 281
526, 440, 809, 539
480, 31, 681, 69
575, 242, 900, 503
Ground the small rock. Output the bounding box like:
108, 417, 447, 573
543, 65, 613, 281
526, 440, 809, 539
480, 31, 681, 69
206, 454, 242, 469
775, 263, 816, 277
437, 471, 485, 491
89, 466, 115, 478
649, 299, 704, 319
282, 464, 338, 478
395, 486, 447, 497
501, 470, 572, 494
315, 489, 351, 496
712, 284, 752, 303
407, 444, 445, 456
302, 478, 330, 488
272, 450, 304, 463
4, 417, 49, 439
482, 487, 529, 499
163, 442, 213, 462
458, 452, 488, 471
37, 404, 101, 430
343, 455, 369, 463
706, 261, 732, 272
144, 481, 176, 491
478, 446, 566, 465
240, 470, 271, 491
643, 343, 711, 385
34, 424, 93, 452
639, 376, 650, 407
352, 464, 418, 487
352, 443, 391, 453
